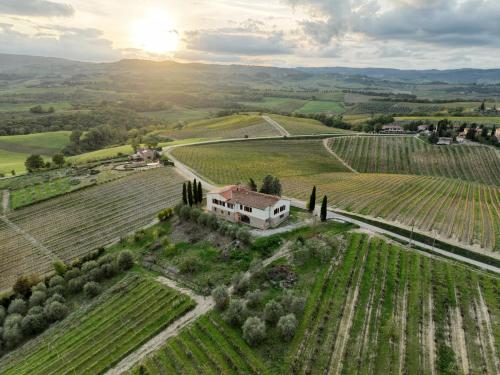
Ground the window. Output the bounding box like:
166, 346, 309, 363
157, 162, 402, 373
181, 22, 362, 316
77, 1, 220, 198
280, 214, 284, 218
280, 205, 286, 212
228, 203, 234, 209
244, 206, 253, 213
274, 208, 279, 215
227, 212, 230, 216
214, 207, 217, 212
212, 199, 217, 204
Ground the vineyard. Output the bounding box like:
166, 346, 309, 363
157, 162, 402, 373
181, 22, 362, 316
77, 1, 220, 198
170, 139, 350, 185
328, 136, 500, 185
282, 173, 500, 252
0, 167, 184, 291
127, 314, 269, 375
269, 114, 353, 135
162, 114, 280, 140
0, 275, 196, 375
290, 233, 500, 374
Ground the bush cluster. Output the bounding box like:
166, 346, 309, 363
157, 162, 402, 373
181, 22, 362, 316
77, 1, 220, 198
157, 208, 174, 222
1, 249, 132, 354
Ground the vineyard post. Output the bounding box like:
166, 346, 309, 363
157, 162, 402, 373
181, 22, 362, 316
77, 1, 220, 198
431, 230, 437, 252
409, 222, 414, 247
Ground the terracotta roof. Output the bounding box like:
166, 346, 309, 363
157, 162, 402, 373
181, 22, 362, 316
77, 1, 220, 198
209, 185, 281, 209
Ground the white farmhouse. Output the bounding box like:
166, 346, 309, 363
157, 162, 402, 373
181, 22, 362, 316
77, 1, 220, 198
206, 185, 290, 230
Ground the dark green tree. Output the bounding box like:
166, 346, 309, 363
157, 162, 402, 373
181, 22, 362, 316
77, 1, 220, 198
259, 175, 274, 194
272, 177, 282, 196
193, 179, 198, 204
320, 196, 327, 222
187, 181, 193, 206
197, 181, 203, 203
429, 131, 439, 144
52, 154, 65, 168
248, 178, 257, 192
182, 183, 187, 205
25, 155, 45, 172
480, 100, 486, 111
308, 186, 316, 213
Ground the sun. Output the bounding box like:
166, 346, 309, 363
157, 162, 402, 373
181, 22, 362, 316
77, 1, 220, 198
131, 12, 179, 54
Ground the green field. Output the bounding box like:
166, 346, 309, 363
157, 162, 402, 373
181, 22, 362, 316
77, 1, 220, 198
296, 100, 345, 114
397, 116, 500, 127
0, 131, 71, 174
127, 313, 269, 375
0, 275, 196, 375
239, 97, 344, 114
328, 136, 500, 185
290, 233, 499, 374
270, 115, 353, 135
0, 167, 184, 291
171, 139, 350, 184
0, 102, 72, 113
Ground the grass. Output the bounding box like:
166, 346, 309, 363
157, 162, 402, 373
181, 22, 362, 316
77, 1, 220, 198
0, 102, 72, 113
171, 138, 351, 185
269, 114, 354, 135
328, 136, 500, 185
1, 167, 185, 292
296, 100, 345, 114
396, 116, 500, 127
0, 274, 196, 375
239, 97, 308, 113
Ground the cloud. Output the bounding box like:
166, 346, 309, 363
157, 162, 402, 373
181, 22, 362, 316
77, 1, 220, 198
0, 0, 74, 17
0, 23, 121, 62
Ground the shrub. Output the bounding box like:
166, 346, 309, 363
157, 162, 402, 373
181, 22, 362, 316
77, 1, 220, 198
197, 212, 210, 226
97, 254, 114, 266
53, 261, 67, 276
45, 293, 65, 305
64, 268, 81, 281
67, 277, 85, 294
118, 250, 134, 270
101, 262, 119, 279
179, 256, 200, 274
81, 260, 98, 273
32, 282, 47, 293
8, 299, 27, 315
48, 285, 65, 297
277, 313, 297, 341
207, 214, 219, 230
189, 208, 202, 222
179, 205, 191, 220
84, 282, 101, 298
231, 272, 249, 296
251, 236, 282, 257
264, 299, 284, 324
242, 316, 266, 346
212, 286, 229, 310
21, 314, 47, 336
13, 276, 31, 297
281, 291, 306, 315
44, 301, 68, 322
245, 289, 262, 308
48, 275, 65, 288
0, 306, 5, 325
236, 228, 251, 243
2, 314, 23, 347
27, 306, 44, 316
29, 291, 47, 307
88, 266, 105, 282
157, 208, 174, 221
224, 298, 247, 326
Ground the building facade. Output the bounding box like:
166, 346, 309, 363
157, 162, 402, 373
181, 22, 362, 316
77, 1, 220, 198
206, 185, 291, 230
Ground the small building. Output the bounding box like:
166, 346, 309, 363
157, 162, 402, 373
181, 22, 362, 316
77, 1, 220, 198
129, 148, 157, 162
495, 128, 500, 138
417, 124, 429, 132
380, 124, 404, 134
206, 185, 290, 230
437, 137, 453, 145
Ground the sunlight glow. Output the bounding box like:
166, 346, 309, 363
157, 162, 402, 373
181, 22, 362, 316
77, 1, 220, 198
131, 12, 179, 54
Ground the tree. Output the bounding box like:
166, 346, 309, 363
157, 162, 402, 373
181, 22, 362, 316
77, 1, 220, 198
13, 276, 31, 297
259, 175, 274, 194
21, 313, 47, 335
320, 196, 328, 222
212, 286, 229, 310
197, 181, 203, 203
264, 299, 284, 324
84, 281, 101, 298
29, 291, 47, 307
242, 317, 266, 346
130, 137, 140, 153
480, 100, 486, 112
8, 299, 27, 315
69, 129, 82, 145
429, 131, 439, 144
308, 186, 316, 213
44, 301, 68, 322
52, 154, 65, 168
118, 250, 134, 270
248, 178, 257, 192
193, 179, 198, 204
182, 183, 188, 205
187, 181, 193, 206
277, 313, 297, 341
53, 260, 67, 276
272, 177, 282, 196
25, 154, 45, 172
465, 128, 476, 141
224, 298, 247, 326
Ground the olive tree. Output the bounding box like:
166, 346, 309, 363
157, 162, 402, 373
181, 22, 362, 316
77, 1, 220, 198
118, 250, 134, 270
21, 313, 47, 335
212, 286, 229, 310
44, 301, 68, 322
277, 313, 297, 341
8, 299, 27, 315
264, 299, 284, 324
3, 314, 23, 347
84, 281, 101, 298
224, 298, 247, 326
29, 291, 47, 307
242, 316, 266, 346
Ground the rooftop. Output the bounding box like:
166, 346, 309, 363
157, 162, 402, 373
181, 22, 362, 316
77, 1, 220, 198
209, 185, 282, 209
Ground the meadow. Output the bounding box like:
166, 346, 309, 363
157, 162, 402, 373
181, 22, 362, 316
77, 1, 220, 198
239, 97, 344, 114
0, 167, 184, 291
328, 136, 500, 185
396, 116, 500, 127
283, 173, 500, 253
0, 275, 196, 375
170, 139, 350, 184
269, 114, 353, 135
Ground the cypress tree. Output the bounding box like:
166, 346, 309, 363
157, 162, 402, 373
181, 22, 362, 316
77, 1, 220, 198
187, 181, 193, 206
320, 195, 327, 222
248, 178, 257, 192
197, 181, 203, 203
193, 179, 198, 204
308, 186, 316, 212
182, 183, 187, 205
260, 175, 274, 194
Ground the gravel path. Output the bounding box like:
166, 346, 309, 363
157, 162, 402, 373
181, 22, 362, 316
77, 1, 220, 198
262, 115, 290, 136
322, 138, 359, 173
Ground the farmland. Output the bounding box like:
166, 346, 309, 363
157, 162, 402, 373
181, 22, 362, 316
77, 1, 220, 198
328, 136, 500, 185
283, 173, 500, 253
396, 116, 500, 127
290, 233, 500, 374
0, 275, 196, 375
0, 167, 184, 291
126, 314, 269, 375
269, 115, 353, 135
239, 97, 345, 114
170, 139, 350, 184
162, 114, 280, 140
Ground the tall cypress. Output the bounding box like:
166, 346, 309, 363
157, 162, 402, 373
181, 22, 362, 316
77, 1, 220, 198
182, 183, 187, 205
197, 181, 203, 203
193, 178, 198, 204
320, 195, 327, 222
187, 181, 193, 206
308, 186, 316, 212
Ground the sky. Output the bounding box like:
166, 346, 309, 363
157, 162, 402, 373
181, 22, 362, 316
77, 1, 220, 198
1, 0, 500, 69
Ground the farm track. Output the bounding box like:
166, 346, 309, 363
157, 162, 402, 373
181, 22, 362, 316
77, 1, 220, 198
323, 138, 359, 173
262, 115, 290, 136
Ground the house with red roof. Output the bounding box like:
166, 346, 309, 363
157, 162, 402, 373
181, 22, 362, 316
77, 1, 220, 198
206, 185, 290, 229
